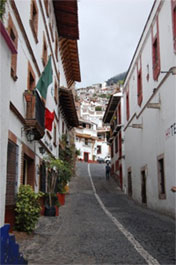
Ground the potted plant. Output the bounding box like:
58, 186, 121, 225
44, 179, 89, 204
15, 185, 44, 233
43, 155, 64, 215
23, 89, 34, 102
44, 193, 60, 216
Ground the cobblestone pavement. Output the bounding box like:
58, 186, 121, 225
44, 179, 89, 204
17, 162, 175, 265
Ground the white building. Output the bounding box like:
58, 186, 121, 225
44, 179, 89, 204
103, 91, 124, 188
123, 0, 176, 218
0, 0, 80, 229
75, 119, 97, 162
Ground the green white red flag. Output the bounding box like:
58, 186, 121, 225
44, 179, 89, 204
35, 56, 55, 131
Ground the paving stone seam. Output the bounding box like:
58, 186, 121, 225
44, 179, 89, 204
88, 164, 160, 265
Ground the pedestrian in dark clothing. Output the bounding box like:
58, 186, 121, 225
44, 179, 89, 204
105, 164, 111, 180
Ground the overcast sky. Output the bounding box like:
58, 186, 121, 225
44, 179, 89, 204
76, 0, 154, 88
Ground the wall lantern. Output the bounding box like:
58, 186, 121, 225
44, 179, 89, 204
160, 67, 176, 75
39, 146, 45, 154
26, 129, 35, 142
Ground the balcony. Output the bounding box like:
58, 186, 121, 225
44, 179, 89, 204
24, 90, 45, 140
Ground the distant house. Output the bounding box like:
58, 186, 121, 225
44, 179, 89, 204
75, 119, 97, 162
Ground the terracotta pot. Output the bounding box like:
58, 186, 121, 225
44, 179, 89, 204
57, 193, 65, 206
55, 206, 59, 216
24, 91, 33, 102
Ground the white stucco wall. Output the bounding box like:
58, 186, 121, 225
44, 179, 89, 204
123, 0, 176, 217
0, 34, 12, 227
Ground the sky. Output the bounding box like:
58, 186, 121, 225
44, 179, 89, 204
76, 0, 154, 88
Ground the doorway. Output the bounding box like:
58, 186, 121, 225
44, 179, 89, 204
84, 152, 89, 162
128, 170, 132, 197
141, 169, 147, 204
5, 140, 19, 230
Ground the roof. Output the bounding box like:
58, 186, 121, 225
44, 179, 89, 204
53, 0, 79, 40
103, 92, 122, 124
59, 87, 79, 128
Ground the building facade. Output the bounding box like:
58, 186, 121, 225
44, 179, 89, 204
0, 0, 80, 229
123, 0, 176, 217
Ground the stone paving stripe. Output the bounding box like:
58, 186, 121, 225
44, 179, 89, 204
88, 164, 160, 265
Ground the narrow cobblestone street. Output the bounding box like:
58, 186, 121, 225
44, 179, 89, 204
17, 162, 175, 265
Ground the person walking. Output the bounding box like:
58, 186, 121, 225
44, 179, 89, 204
105, 163, 111, 181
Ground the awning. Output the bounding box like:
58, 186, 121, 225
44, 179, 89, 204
53, 0, 81, 87
59, 38, 81, 87
103, 93, 122, 124
76, 133, 97, 140
59, 87, 79, 128
53, 0, 79, 40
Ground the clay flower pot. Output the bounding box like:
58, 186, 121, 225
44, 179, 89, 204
24, 90, 34, 102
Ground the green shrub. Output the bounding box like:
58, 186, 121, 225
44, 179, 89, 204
15, 185, 43, 233
0, 0, 6, 20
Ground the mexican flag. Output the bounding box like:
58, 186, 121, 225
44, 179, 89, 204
35, 56, 55, 131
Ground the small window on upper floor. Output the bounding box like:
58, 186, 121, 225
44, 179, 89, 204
30, 0, 38, 43
27, 62, 36, 90
126, 89, 130, 120
152, 17, 160, 80
8, 14, 18, 81
137, 70, 143, 106
42, 34, 48, 67
171, 0, 176, 51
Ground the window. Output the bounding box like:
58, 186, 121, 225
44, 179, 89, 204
54, 79, 58, 104
30, 0, 38, 43
97, 145, 101, 154
27, 62, 36, 90
141, 169, 147, 204
126, 89, 130, 120
115, 136, 118, 153
42, 34, 48, 66
55, 33, 58, 61
171, 0, 176, 51
85, 138, 88, 145
152, 17, 160, 80
157, 155, 166, 199
128, 168, 132, 197
137, 58, 143, 106
8, 14, 18, 81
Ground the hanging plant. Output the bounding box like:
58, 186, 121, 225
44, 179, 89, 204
0, 0, 7, 20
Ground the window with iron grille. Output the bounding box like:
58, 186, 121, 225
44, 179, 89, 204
8, 14, 18, 81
